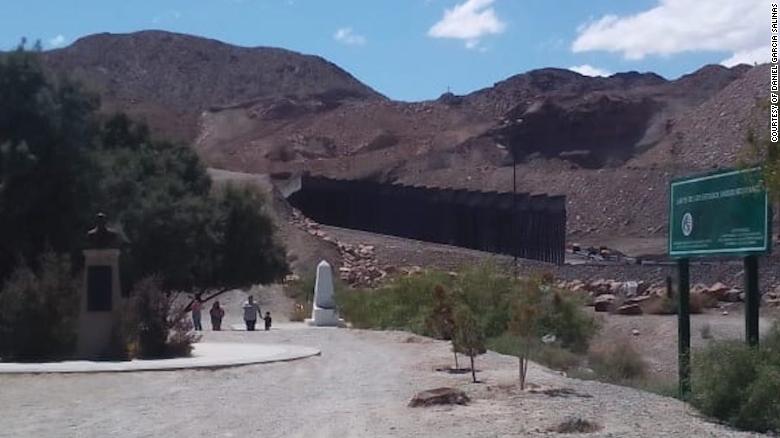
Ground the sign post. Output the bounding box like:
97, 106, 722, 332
668, 167, 770, 398
744, 255, 760, 346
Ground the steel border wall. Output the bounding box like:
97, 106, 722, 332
287, 175, 566, 264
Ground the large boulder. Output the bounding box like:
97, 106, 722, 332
588, 279, 613, 296
408, 387, 470, 407
615, 303, 643, 315
705, 282, 730, 301
723, 288, 743, 302
594, 294, 616, 312
608, 280, 623, 295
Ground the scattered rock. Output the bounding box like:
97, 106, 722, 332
705, 282, 731, 301
723, 288, 742, 302
594, 294, 615, 312
526, 384, 592, 398
632, 328, 640, 336
408, 387, 469, 407
616, 303, 643, 316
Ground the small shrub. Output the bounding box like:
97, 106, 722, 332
490, 332, 582, 372
692, 324, 780, 433
635, 378, 680, 399
289, 302, 311, 322
0, 252, 80, 361
534, 344, 582, 371
453, 304, 486, 383
124, 276, 199, 359
284, 272, 316, 305
700, 323, 713, 340
537, 290, 599, 353
588, 339, 646, 382
548, 418, 602, 434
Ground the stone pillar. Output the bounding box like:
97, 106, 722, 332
77, 213, 124, 358
306, 260, 344, 327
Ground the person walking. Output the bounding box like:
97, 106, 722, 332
191, 299, 203, 331
263, 311, 272, 331
210, 301, 225, 331
243, 295, 261, 331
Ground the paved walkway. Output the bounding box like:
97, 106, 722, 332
0, 342, 319, 374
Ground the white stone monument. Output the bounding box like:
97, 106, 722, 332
306, 260, 344, 327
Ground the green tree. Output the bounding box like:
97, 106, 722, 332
92, 115, 288, 300
0, 252, 80, 361
425, 284, 459, 369
507, 279, 542, 389
453, 304, 486, 383
0, 45, 99, 282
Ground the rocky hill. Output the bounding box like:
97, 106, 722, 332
41, 30, 383, 141
192, 63, 753, 176
38, 31, 768, 252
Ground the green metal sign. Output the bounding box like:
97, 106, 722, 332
669, 168, 770, 258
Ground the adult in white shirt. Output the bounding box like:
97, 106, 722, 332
242, 295, 261, 331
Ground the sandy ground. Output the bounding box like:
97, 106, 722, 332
594, 307, 778, 378
0, 323, 766, 438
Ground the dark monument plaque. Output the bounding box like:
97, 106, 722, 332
87, 265, 113, 311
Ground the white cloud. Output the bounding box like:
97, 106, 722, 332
572, 0, 768, 66
569, 64, 611, 77
333, 27, 367, 46
152, 10, 182, 24
48, 34, 66, 48
722, 45, 770, 67
428, 0, 506, 49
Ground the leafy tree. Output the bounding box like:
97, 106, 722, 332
92, 115, 288, 301
0, 45, 99, 282
507, 279, 542, 389
0, 252, 80, 361
0, 47, 289, 361
453, 304, 486, 383
214, 184, 288, 293
425, 284, 459, 369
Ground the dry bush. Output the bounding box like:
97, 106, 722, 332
644, 293, 712, 315
548, 417, 602, 434
587, 339, 646, 382
289, 302, 311, 322
124, 276, 199, 359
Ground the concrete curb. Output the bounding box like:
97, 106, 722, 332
0, 342, 320, 374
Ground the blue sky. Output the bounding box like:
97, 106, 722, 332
0, 0, 769, 101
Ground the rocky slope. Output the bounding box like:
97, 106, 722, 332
38, 31, 769, 252
41, 30, 383, 142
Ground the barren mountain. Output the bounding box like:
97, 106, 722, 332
194, 64, 752, 177
38, 31, 769, 252
41, 30, 383, 142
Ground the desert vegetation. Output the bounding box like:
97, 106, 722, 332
691, 321, 780, 433
336, 265, 600, 385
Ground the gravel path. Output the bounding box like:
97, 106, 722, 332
0, 327, 765, 438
